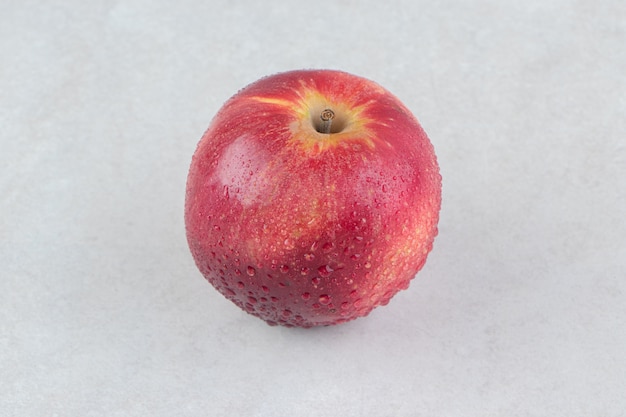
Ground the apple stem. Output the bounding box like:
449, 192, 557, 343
320, 109, 335, 134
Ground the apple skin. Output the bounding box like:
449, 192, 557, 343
185, 69, 441, 327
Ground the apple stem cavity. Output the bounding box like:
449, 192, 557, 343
319, 108, 335, 134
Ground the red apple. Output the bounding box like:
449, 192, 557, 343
185, 69, 441, 327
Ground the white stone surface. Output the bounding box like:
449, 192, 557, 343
1, 1, 625, 416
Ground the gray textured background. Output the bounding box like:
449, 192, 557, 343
2, 1, 625, 416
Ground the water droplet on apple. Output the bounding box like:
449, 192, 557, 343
282, 309, 292, 317
322, 242, 334, 253
317, 265, 333, 277
354, 298, 363, 308
248, 296, 258, 304
341, 302, 350, 310
382, 184, 388, 193
280, 264, 289, 273
311, 277, 321, 286
271, 296, 279, 303
300, 267, 310, 275
310, 241, 319, 252
223, 185, 229, 199
304, 253, 315, 261
312, 303, 321, 309
225, 288, 236, 297
237, 281, 245, 289
261, 285, 270, 293
301, 292, 310, 300
247, 266, 256, 276
318, 294, 331, 305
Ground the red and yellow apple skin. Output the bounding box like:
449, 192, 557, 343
185, 69, 441, 327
